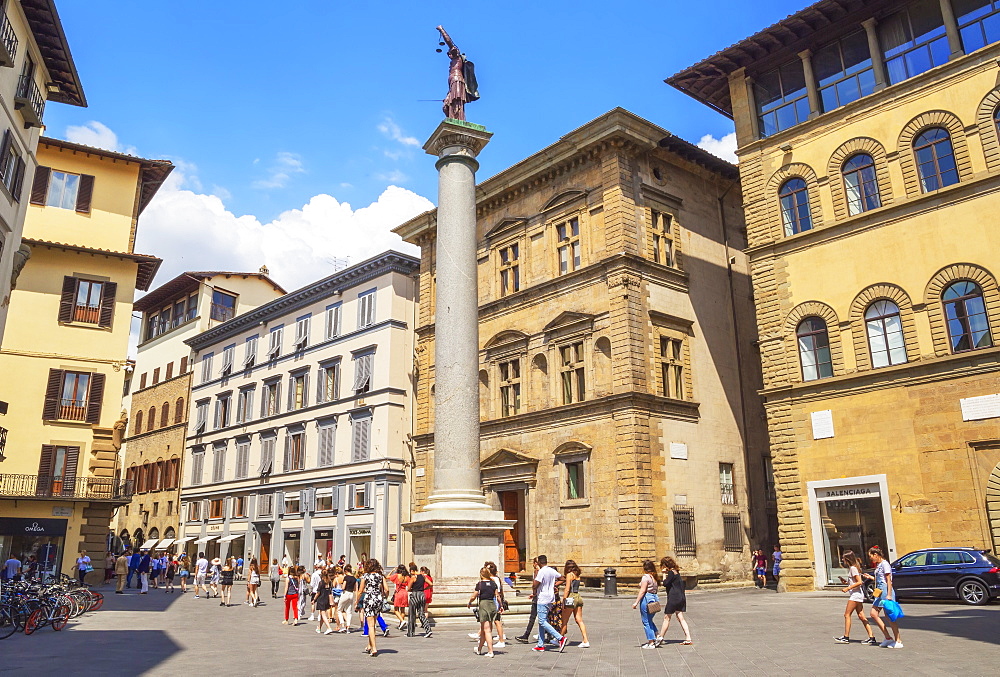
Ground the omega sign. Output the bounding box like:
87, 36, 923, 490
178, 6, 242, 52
25, 522, 45, 532
816, 484, 880, 501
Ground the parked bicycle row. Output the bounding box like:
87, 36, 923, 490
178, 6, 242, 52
0, 575, 104, 639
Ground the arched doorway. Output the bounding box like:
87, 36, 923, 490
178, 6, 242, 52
133, 528, 144, 547
164, 526, 176, 539
148, 527, 160, 542
987, 462, 1000, 555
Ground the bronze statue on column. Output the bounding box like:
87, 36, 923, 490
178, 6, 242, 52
436, 26, 479, 121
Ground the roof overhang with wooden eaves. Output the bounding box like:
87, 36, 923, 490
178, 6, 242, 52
22, 238, 162, 290
20, 0, 86, 107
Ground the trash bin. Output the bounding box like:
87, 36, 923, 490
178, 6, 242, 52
603, 567, 617, 597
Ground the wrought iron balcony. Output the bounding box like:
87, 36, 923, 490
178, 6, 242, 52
14, 74, 44, 128
720, 482, 735, 505
0, 13, 17, 68
0, 474, 134, 503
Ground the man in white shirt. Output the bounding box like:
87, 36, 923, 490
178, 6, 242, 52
308, 564, 323, 621
532, 555, 567, 652
194, 552, 209, 598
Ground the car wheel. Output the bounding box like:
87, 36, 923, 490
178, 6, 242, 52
958, 579, 988, 605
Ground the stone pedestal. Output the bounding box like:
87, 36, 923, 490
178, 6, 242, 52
403, 119, 512, 592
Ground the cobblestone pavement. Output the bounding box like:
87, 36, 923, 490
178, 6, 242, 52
2, 583, 997, 675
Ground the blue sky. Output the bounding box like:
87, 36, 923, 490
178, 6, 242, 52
42, 0, 806, 290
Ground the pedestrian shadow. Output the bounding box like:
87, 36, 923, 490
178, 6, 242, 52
100, 588, 189, 613
899, 604, 999, 646
2, 630, 180, 673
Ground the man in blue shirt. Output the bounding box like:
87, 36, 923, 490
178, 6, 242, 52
236, 556, 244, 580
127, 549, 142, 588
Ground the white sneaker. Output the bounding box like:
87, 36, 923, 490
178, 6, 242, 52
641, 643, 656, 649
579, 642, 590, 648
316, 627, 322, 634
324, 629, 334, 635
891, 641, 904, 649
879, 639, 894, 648
469, 633, 480, 639
494, 642, 506, 648
485, 652, 495, 658
309, 614, 315, 621
472, 646, 480, 655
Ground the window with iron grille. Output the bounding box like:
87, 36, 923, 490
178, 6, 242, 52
672, 509, 696, 556
723, 514, 743, 552
719, 463, 735, 505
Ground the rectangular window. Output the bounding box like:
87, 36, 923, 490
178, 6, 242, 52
258, 493, 273, 517
152, 502, 159, 517
318, 421, 336, 467
60, 276, 115, 328
186, 293, 198, 322
209, 499, 224, 519
284, 493, 301, 514
201, 352, 214, 384
167, 501, 173, 516
191, 449, 205, 486
195, 401, 209, 433
72, 279, 104, 324
243, 335, 258, 369
351, 413, 371, 462
210, 289, 237, 322
232, 496, 246, 518
723, 514, 743, 552
289, 372, 307, 410
957, 0, 1000, 53
325, 303, 342, 339
358, 289, 376, 328
221, 344, 236, 375
46, 170, 80, 210
880, 0, 949, 85
145, 313, 158, 341
813, 30, 877, 112
235, 441, 250, 479
672, 509, 696, 556
267, 326, 282, 359
660, 336, 685, 400
650, 210, 675, 267
566, 460, 585, 499
499, 243, 520, 295
316, 493, 334, 512
0, 130, 25, 198
153, 367, 160, 385
236, 388, 254, 424
262, 380, 280, 417
353, 352, 373, 395
754, 59, 810, 137
188, 501, 201, 521
556, 217, 581, 275
719, 463, 735, 505
212, 445, 226, 483
319, 361, 341, 403
172, 299, 186, 327
352, 483, 371, 509
259, 436, 276, 475
559, 341, 585, 404
284, 431, 305, 472
498, 358, 521, 417
214, 395, 231, 429
293, 314, 311, 349
58, 371, 91, 421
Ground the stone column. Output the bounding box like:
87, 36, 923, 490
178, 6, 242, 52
798, 50, 822, 119
404, 119, 514, 596
861, 19, 889, 91
939, 0, 965, 60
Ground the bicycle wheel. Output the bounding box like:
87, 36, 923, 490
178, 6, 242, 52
90, 591, 104, 611
23, 609, 41, 636
0, 606, 17, 640
52, 605, 70, 631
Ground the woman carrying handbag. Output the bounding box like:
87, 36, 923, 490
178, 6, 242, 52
632, 560, 661, 649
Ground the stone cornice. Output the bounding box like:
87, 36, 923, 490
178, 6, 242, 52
185, 251, 419, 350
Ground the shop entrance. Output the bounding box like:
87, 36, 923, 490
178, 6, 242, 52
0, 518, 67, 582
259, 533, 271, 574
315, 530, 334, 564
350, 529, 371, 568
498, 490, 525, 574
283, 532, 300, 566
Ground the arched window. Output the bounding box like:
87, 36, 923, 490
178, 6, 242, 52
842, 154, 881, 215
160, 402, 170, 428
865, 300, 906, 368
148, 527, 159, 541
779, 178, 812, 236
134, 411, 143, 435
147, 407, 156, 432
796, 317, 833, 381
995, 107, 1000, 137
164, 526, 176, 539
174, 397, 185, 424
943, 281, 993, 352
914, 128, 958, 192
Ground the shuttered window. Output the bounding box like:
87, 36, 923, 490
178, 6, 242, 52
325, 303, 342, 339
266, 326, 282, 358
221, 344, 235, 375
194, 401, 208, 433
190, 449, 205, 486
283, 431, 305, 472
318, 421, 336, 467
37, 169, 94, 211
358, 289, 376, 328
257, 493, 273, 517
0, 129, 26, 200
212, 445, 227, 483
351, 412, 371, 463
349, 482, 373, 509
235, 441, 250, 479
36, 444, 79, 497
293, 314, 310, 349
42, 368, 104, 423
58, 276, 116, 327
243, 335, 258, 368
29, 166, 49, 204
259, 436, 276, 475
352, 352, 373, 394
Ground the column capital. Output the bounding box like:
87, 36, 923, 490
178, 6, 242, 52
797, 48, 813, 60
424, 119, 493, 158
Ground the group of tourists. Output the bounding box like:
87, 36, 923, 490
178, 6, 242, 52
112, 548, 179, 594
835, 545, 904, 648
634, 556, 693, 648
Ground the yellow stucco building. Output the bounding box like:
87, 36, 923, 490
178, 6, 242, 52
0, 137, 171, 582
670, 0, 1000, 594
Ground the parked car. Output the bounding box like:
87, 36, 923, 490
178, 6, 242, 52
862, 548, 1000, 605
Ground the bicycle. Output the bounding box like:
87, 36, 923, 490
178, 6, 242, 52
23, 599, 70, 635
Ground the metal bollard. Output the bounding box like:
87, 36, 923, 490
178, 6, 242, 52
603, 567, 617, 597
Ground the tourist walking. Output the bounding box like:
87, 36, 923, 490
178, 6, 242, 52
865, 546, 902, 648
515, 558, 540, 643
114, 549, 130, 594
178, 554, 190, 593
149, 552, 161, 589
752, 549, 767, 589
137, 549, 151, 594
772, 545, 783, 586
835, 550, 875, 644
236, 555, 244, 581
532, 555, 567, 653
164, 557, 176, 593
406, 563, 432, 637
209, 558, 222, 598
105, 552, 116, 585
337, 564, 357, 632
194, 552, 209, 598
421, 566, 434, 618
484, 562, 508, 647
655, 557, 692, 646
75, 550, 92, 585
270, 559, 281, 598
298, 566, 311, 621
220, 558, 235, 606
127, 549, 141, 588
560, 559, 590, 648
247, 558, 261, 606
469, 566, 500, 657
388, 564, 410, 630
309, 563, 323, 621
315, 571, 334, 635
357, 558, 389, 657
2, 554, 21, 582
283, 565, 301, 625
633, 560, 660, 649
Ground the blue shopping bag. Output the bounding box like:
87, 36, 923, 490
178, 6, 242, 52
882, 599, 905, 622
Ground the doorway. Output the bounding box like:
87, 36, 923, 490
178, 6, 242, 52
350, 532, 371, 568
259, 533, 271, 574
498, 490, 524, 575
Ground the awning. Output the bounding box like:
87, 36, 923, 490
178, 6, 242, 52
193, 535, 219, 544
217, 534, 244, 543
155, 539, 175, 548
173, 536, 196, 544
139, 539, 159, 550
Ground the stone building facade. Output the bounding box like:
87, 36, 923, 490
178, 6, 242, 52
670, 0, 1000, 592
395, 109, 770, 581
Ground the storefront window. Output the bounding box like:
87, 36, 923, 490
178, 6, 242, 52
0, 518, 67, 582
816, 491, 888, 585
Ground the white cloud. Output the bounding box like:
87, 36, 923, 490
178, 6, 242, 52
697, 132, 738, 164
377, 117, 420, 147
252, 151, 306, 190
375, 169, 408, 183
64, 121, 138, 155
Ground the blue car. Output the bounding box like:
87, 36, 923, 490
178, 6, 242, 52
864, 548, 1000, 605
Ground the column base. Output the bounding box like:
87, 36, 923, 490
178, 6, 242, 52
403, 509, 514, 587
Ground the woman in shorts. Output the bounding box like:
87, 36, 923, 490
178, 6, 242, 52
178, 554, 190, 593
247, 558, 261, 606
835, 550, 875, 644
865, 546, 902, 648
164, 557, 176, 593
656, 556, 692, 646
560, 559, 590, 648
468, 566, 499, 657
